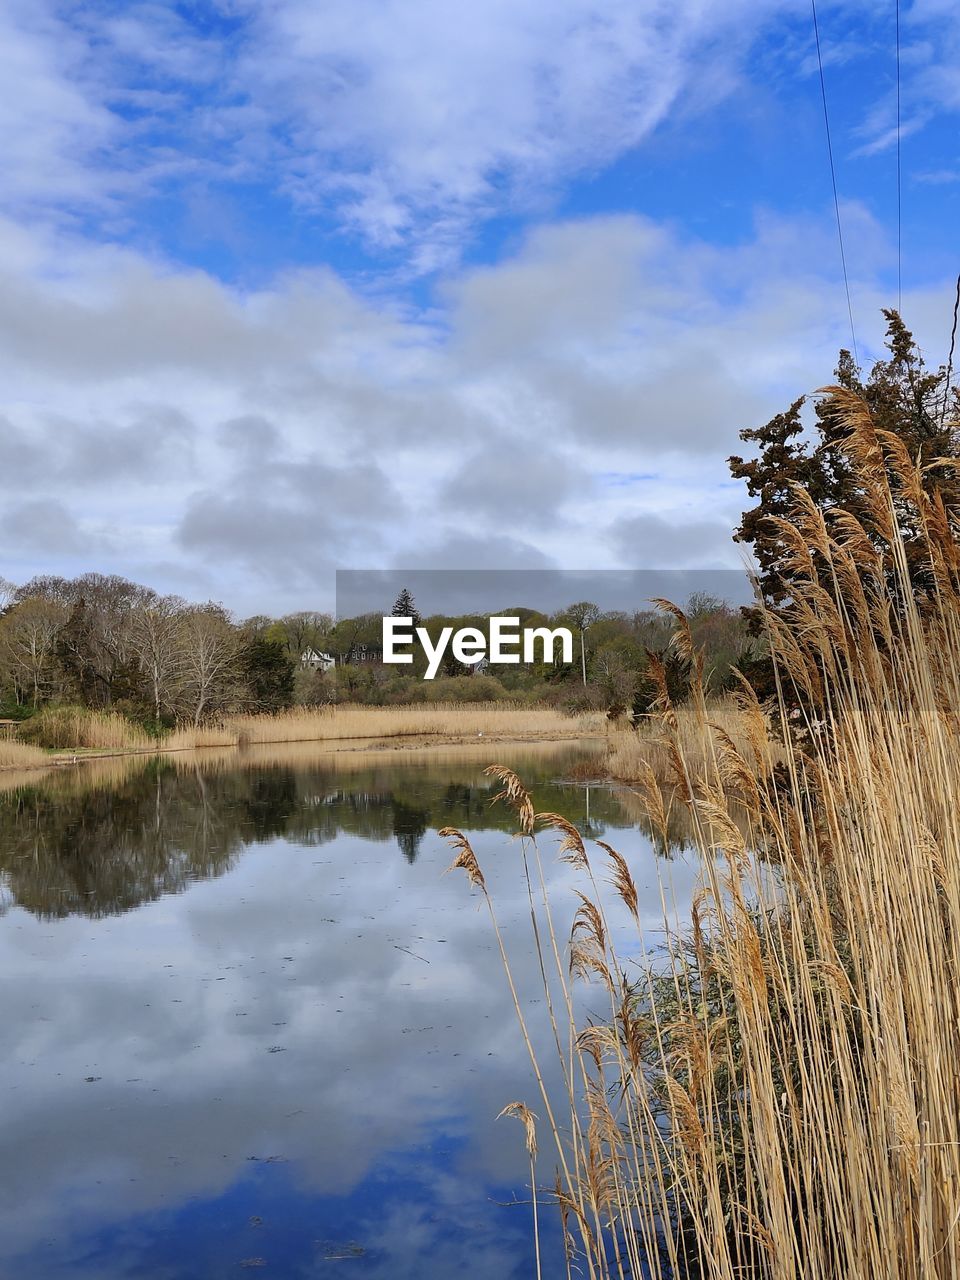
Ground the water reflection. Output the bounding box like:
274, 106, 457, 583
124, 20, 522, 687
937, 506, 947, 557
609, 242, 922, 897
0, 740, 639, 920
0, 741, 704, 1278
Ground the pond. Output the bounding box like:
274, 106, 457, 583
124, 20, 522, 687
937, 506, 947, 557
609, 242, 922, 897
0, 740, 705, 1279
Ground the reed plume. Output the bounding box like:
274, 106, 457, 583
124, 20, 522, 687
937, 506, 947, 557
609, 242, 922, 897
449, 385, 960, 1278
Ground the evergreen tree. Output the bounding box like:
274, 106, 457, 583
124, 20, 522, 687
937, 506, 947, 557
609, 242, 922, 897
729, 311, 960, 620
391, 587, 421, 625
241, 637, 295, 712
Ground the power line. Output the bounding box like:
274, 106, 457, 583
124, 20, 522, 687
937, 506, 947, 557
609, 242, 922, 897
811, 0, 859, 370
941, 274, 960, 428
896, 0, 902, 313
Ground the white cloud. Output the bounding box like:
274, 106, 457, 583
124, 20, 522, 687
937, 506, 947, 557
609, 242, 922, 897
1, 0, 957, 273
0, 1, 120, 217
0, 0, 823, 260
3, 204, 954, 613
228, 0, 775, 254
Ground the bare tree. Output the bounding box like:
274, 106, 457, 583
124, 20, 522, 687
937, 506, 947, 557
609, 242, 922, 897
22, 573, 158, 705
0, 598, 69, 706
566, 601, 602, 687
279, 611, 333, 660
176, 604, 241, 725
131, 595, 187, 723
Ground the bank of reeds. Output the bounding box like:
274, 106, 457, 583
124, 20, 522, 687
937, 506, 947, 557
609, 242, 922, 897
607, 694, 780, 789
445, 386, 960, 1278
221, 702, 601, 746
18, 706, 153, 752
0, 701, 603, 769
0, 739, 48, 769
160, 724, 238, 751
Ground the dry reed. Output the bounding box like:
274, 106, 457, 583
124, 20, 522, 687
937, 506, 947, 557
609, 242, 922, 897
222, 702, 602, 746
19, 707, 153, 752
160, 724, 238, 751
450, 385, 960, 1279
2, 702, 602, 772
0, 739, 49, 769
607, 695, 780, 789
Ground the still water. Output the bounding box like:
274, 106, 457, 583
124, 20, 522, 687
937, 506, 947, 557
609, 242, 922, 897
0, 741, 703, 1279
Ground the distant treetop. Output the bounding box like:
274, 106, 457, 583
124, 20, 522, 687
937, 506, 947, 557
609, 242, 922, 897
391, 587, 422, 625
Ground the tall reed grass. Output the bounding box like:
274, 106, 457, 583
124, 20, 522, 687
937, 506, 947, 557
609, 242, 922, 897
18, 706, 153, 751
444, 386, 960, 1278
2, 701, 602, 769
222, 702, 601, 746
607, 694, 780, 788
0, 739, 49, 769
160, 724, 238, 751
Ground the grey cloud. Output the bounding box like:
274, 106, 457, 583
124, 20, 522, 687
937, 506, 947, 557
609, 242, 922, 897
390, 530, 557, 572
437, 436, 587, 528
2, 210, 952, 614
0, 414, 47, 483
610, 510, 740, 568
217, 413, 283, 459
0, 497, 111, 557
0, 253, 405, 382
177, 456, 405, 584
54, 404, 196, 482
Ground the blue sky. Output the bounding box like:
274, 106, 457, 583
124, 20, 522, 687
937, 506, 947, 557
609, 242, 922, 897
1, 0, 959, 613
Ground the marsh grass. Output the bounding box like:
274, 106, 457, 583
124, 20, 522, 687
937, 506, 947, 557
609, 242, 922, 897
222, 702, 602, 746
160, 724, 238, 751
0, 739, 48, 769
2, 702, 603, 770
446, 385, 960, 1278
607, 695, 780, 789
17, 706, 153, 752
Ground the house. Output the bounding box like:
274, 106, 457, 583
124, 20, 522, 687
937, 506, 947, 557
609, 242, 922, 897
350, 642, 383, 665
301, 648, 336, 673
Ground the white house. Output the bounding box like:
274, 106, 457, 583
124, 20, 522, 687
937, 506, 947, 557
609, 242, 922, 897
301, 648, 336, 673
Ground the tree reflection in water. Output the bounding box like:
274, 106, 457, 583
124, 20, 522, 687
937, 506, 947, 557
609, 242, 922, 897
0, 739, 634, 919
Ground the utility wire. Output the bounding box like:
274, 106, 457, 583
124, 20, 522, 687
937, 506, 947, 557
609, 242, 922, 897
896, 0, 902, 314
941, 274, 960, 428
811, 0, 859, 370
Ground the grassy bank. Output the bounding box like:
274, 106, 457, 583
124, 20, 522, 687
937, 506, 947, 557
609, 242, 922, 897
443, 394, 960, 1277
605, 694, 781, 789
219, 703, 602, 745
0, 739, 49, 769
0, 701, 605, 770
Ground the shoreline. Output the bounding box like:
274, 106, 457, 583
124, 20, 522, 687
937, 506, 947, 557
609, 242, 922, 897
1, 728, 609, 775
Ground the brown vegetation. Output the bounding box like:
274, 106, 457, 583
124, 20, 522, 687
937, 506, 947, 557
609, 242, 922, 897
222, 702, 602, 746
606, 695, 781, 788
0, 739, 48, 769
18, 706, 153, 752
446, 385, 960, 1278
0, 700, 605, 770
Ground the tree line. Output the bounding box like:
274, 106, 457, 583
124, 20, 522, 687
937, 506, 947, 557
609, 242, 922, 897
6, 312, 945, 729
0, 571, 755, 726
0, 574, 296, 726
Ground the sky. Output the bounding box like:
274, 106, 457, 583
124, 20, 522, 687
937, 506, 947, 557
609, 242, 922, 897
1, 0, 959, 617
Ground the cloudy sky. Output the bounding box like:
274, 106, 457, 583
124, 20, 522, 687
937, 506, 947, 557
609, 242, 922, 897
2, 0, 959, 616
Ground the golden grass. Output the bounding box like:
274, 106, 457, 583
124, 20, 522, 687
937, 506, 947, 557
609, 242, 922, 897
160, 724, 237, 751
447, 387, 960, 1279
0, 739, 49, 770
19, 707, 153, 752
607, 693, 781, 787
2, 701, 601, 771
222, 702, 603, 746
